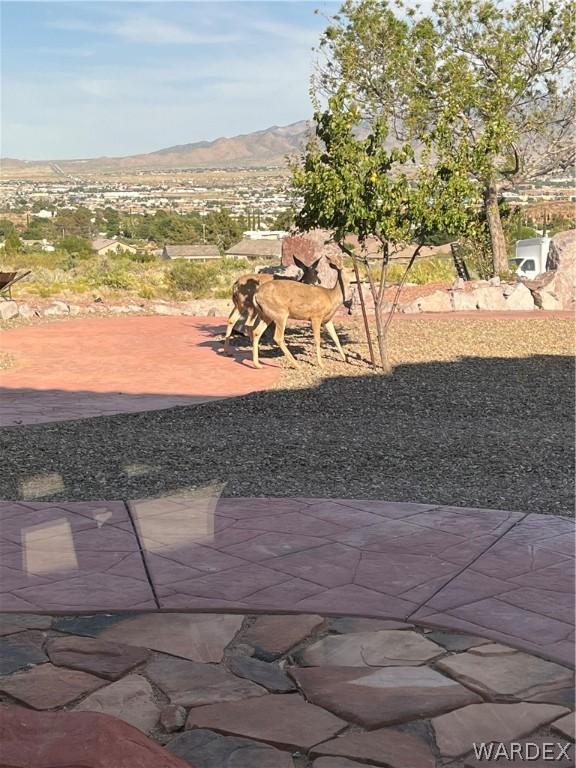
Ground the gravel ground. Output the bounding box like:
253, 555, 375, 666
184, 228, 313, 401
0, 352, 15, 371
1, 317, 574, 515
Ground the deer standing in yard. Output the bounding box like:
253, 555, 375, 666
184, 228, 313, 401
223, 258, 321, 355
251, 260, 350, 369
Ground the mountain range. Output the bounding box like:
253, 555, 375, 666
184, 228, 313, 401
2, 121, 313, 173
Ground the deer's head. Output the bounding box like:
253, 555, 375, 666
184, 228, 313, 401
293, 256, 322, 285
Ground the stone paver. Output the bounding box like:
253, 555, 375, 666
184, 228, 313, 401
424, 630, 490, 651
0, 613, 52, 635
52, 612, 142, 637
167, 729, 295, 768
74, 674, 161, 734
146, 653, 266, 707
46, 635, 150, 680
0, 631, 47, 674
0, 704, 191, 767
0, 500, 573, 665
291, 665, 481, 727
242, 614, 325, 660
99, 613, 243, 662
311, 728, 437, 768
436, 649, 574, 700
160, 704, 187, 733
432, 702, 569, 758
300, 630, 444, 667
552, 712, 576, 741
329, 618, 413, 633
0, 316, 280, 426
227, 655, 296, 692
0, 663, 106, 709
185, 694, 346, 750
0, 611, 573, 767
314, 760, 380, 768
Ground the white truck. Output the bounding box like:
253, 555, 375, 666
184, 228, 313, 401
509, 236, 551, 280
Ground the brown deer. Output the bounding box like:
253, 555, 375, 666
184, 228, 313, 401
251, 260, 349, 369
223, 257, 321, 355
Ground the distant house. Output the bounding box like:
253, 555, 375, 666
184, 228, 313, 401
21, 238, 55, 253
161, 244, 221, 262
226, 239, 283, 260
92, 238, 137, 256
242, 230, 288, 241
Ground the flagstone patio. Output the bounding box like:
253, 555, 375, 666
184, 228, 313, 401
1, 497, 573, 666
0, 611, 573, 768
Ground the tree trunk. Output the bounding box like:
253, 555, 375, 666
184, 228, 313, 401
484, 181, 509, 275
364, 258, 392, 374
351, 255, 377, 369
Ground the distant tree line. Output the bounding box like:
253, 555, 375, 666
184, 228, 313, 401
1, 205, 295, 255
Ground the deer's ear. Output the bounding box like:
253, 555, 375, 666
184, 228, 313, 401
293, 257, 306, 270
310, 257, 322, 269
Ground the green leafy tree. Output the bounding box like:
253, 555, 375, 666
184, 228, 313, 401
316, 0, 575, 274
4, 230, 22, 256
293, 90, 477, 371
56, 235, 93, 255
22, 217, 56, 240
203, 209, 244, 251
0, 219, 16, 238
54, 207, 93, 239
271, 208, 296, 231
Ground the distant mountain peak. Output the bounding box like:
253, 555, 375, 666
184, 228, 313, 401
40, 121, 315, 172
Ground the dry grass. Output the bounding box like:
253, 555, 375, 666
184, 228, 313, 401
269, 316, 574, 389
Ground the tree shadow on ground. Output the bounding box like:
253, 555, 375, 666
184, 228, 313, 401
0, 354, 573, 516
193, 320, 358, 364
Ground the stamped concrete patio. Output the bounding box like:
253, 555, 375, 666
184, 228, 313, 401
0, 316, 280, 426
1, 497, 574, 667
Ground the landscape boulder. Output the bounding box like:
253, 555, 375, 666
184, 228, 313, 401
451, 291, 479, 311
0, 301, 18, 320
400, 290, 453, 313
0, 704, 191, 768
43, 300, 71, 316
470, 285, 507, 311
526, 229, 576, 310
502, 282, 535, 311
16, 303, 38, 318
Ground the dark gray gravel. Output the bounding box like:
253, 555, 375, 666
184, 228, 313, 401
1, 348, 573, 515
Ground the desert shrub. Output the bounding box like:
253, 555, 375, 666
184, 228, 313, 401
369, 257, 455, 285
84, 257, 138, 291
2, 249, 71, 271
56, 235, 93, 255
166, 258, 248, 298
167, 261, 215, 296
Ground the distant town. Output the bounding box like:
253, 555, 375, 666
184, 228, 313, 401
0, 167, 296, 226
0, 168, 573, 238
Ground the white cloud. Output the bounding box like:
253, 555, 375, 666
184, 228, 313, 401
249, 19, 319, 47
109, 16, 241, 45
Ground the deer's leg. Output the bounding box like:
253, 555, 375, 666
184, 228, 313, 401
311, 316, 323, 367
244, 307, 257, 340
274, 314, 300, 367
223, 307, 242, 354
251, 318, 270, 369
325, 320, 346, 361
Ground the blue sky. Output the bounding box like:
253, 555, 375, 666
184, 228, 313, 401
1, 1, 338, 159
